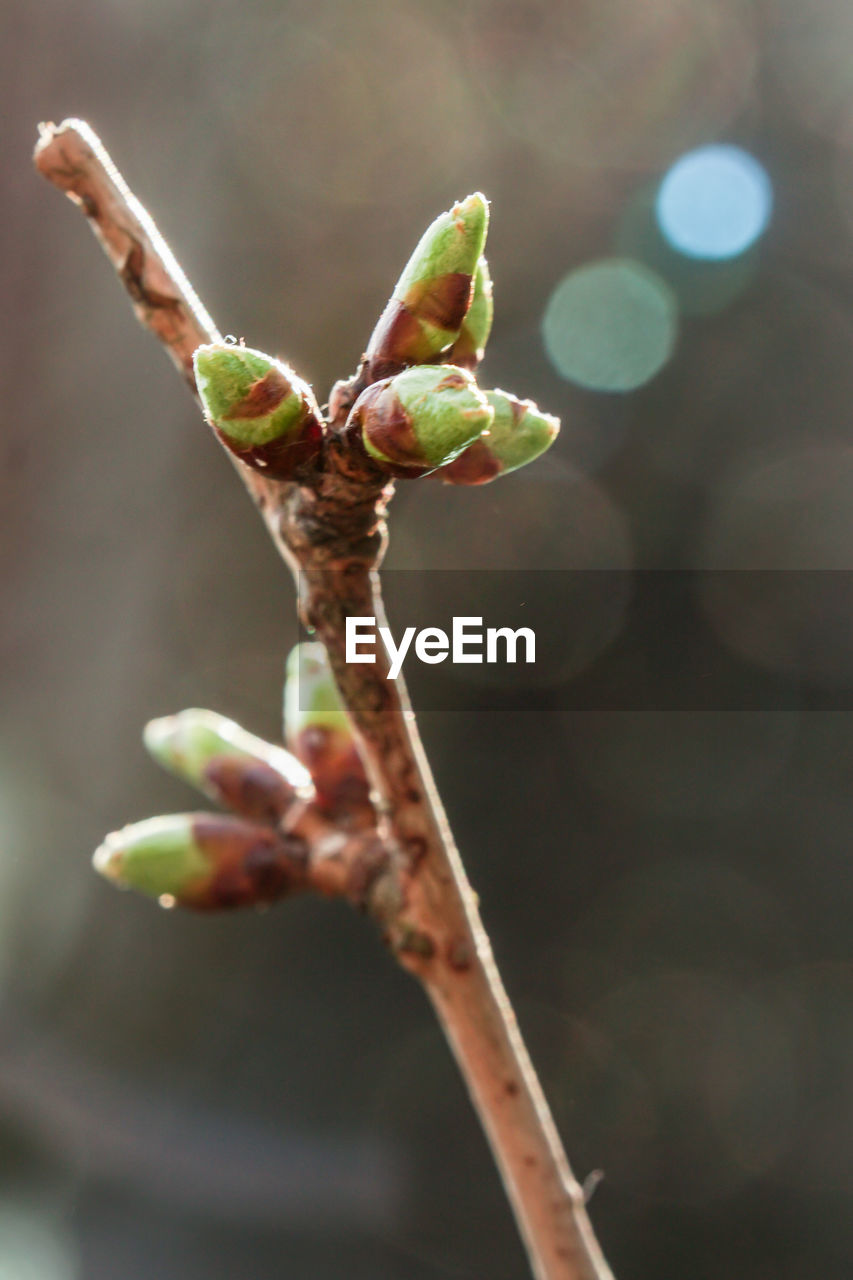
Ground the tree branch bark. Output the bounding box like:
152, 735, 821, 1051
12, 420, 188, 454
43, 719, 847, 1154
35, 117, 614, 1280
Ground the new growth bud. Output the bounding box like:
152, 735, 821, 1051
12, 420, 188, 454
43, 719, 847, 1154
93, 813, 306, 910
284, 643, 371, 819
447, 257, 493, 370
365, 194, 489, 380
144, 708, 310, 823
347, 364, 493, 478
436, 389, 559, 485
193, 343, 323, 479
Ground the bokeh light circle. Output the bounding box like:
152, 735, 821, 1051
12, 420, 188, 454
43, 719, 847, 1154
617, 182, 760, 316
542, 259, 678, 393
657, 144, 773, 259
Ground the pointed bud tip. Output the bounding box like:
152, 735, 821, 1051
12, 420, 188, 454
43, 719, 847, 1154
422, 192, 489, 276
192, 343, 266, 396
436, 390, 559, 484
142, 714, 176, 763
365, 194, 492, 378
144, 707, 312, 795
92, 814, 209, 900
192, 344, 322, 478
454, 192, 489, 226
92, 832, 123, 882
143, 708, 220, 781
191, 341, 225, 373
286, 642, 333, 687
193, 342, 290, 418
482, 389, 559, 469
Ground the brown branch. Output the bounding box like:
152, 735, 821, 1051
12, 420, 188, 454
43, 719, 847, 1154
34, 118, 217, 389
282, 798, 388, 905
35, 118, 615, 1280
285, 558, 613, 1280
33, 118, 286, 527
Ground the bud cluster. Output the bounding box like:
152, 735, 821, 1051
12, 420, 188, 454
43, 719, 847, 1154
93, 651, 375, 910
191, 192, 559, 487
95, 193, 562, 913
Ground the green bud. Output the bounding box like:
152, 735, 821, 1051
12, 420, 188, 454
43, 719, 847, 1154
284, 644, 371, 817
348, 364, 493, 478
144, 709, 310, 822
447, 257, 493, 370
193, 343, 323, 479
365, 194, 489, 379
284, 644, 350, 743
93, 813, 304, 910
93, 814, 212, 901
436, 389, 559, 485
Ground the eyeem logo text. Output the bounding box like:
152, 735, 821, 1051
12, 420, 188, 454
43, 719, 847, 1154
346, 616, 536, 680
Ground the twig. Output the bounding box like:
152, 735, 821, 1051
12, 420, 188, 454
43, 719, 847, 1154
34, 118, 216, 389
33, 118, 278, 520
35, 118, 614, 1280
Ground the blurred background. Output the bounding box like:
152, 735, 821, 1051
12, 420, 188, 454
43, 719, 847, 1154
4, 0, 853, 1275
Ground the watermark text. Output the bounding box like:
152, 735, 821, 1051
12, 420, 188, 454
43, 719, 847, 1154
346, 616, 536, 679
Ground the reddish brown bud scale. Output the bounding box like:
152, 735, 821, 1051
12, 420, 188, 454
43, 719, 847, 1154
94, 811, 311, 911
436, 437, 503, 485
194, 344, 325, 480
291, 725, 373, 826
367, 274, 475, 381
434, 389, 559, 485
445, 337, 478, 373
213, 366, 323, 476
367, 308, 434, 385
346, 364, 494, 479
186, 816, 307, 911
212, 416, 324, 479
346, 378, 433, 478
364, 194, 489, 381
284, 643, 375, 828
222, 366, 293, 419
405, 271, 474, 332
202, 756, 299, 825
447, 257, 493, 371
